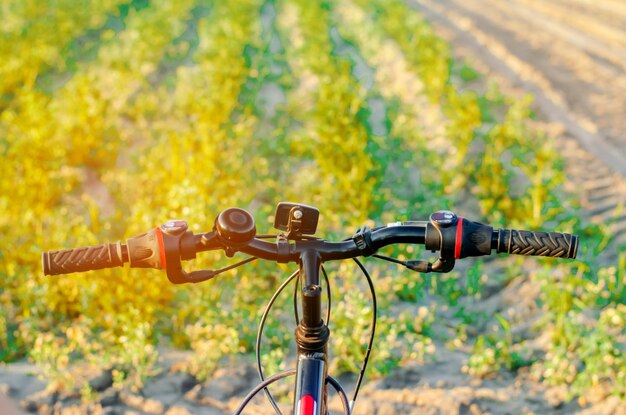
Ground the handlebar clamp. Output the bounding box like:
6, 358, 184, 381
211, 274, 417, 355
352, 226, 376, 256
277, 235, 291, 263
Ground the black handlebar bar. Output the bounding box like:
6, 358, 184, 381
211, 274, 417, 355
42, 207, 579, 282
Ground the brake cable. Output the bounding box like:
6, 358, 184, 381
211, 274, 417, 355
222, 248, 386, 412
210, 256, 258, 275
372, 253, 405, 265
350, 258, 377, 413
255, 269, 299, 415
257, 260, 375, 414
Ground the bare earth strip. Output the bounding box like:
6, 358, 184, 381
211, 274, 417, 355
549, 0, 626, 28
412, 0, 626, 181
516, 0, 626, 50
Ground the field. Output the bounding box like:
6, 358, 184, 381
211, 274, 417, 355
0, 0, 624, 413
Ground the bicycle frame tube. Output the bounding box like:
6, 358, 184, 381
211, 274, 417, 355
293, 249, 328, 415
294, 355, 326, 415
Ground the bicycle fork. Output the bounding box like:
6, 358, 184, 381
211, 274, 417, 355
293, 249, 330, 415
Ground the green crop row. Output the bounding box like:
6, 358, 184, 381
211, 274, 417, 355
340, 0, 624, 400
1, 0, 129, 99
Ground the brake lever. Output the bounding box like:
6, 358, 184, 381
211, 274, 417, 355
404, 210, 458, 273
156, 221, 208, 284
160, 224, 257, 284
405, 257, 455, 273
181, 269, 219, 283
156, 209, 258, 284
371, 253, 455, 274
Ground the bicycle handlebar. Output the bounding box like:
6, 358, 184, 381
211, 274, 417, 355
42, 207, 579, 282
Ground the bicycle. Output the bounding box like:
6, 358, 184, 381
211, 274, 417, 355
42, 202, 578, 415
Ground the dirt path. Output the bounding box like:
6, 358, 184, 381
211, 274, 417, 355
411, 0, 626, 179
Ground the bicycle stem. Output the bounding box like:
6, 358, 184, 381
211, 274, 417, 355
293, 249, 331, 415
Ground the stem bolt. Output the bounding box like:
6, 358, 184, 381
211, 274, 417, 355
293, 210, 303, 219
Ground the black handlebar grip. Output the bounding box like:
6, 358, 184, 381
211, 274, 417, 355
495, 229, 578, 259
42, 243, 125, 276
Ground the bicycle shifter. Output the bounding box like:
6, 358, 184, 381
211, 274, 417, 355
404, 210, 459, 273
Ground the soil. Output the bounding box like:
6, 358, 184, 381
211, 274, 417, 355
1, 272, 623, 414
1, 341, 624, 415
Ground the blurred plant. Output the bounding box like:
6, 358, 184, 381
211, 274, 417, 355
184, 320, 243, 381
467, 314, 531, 377
536, 252, 626, 399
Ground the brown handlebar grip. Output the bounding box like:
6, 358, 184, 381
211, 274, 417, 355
42, 243, 124, 276
495, 229, 578, 259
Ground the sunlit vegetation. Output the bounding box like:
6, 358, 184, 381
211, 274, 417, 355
0, 0, 623, 401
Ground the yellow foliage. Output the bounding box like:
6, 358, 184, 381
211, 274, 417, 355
0, 0, 618, 399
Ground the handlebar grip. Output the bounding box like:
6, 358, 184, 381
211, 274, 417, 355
495, 229, 578, 258
42, 243, 125, 276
